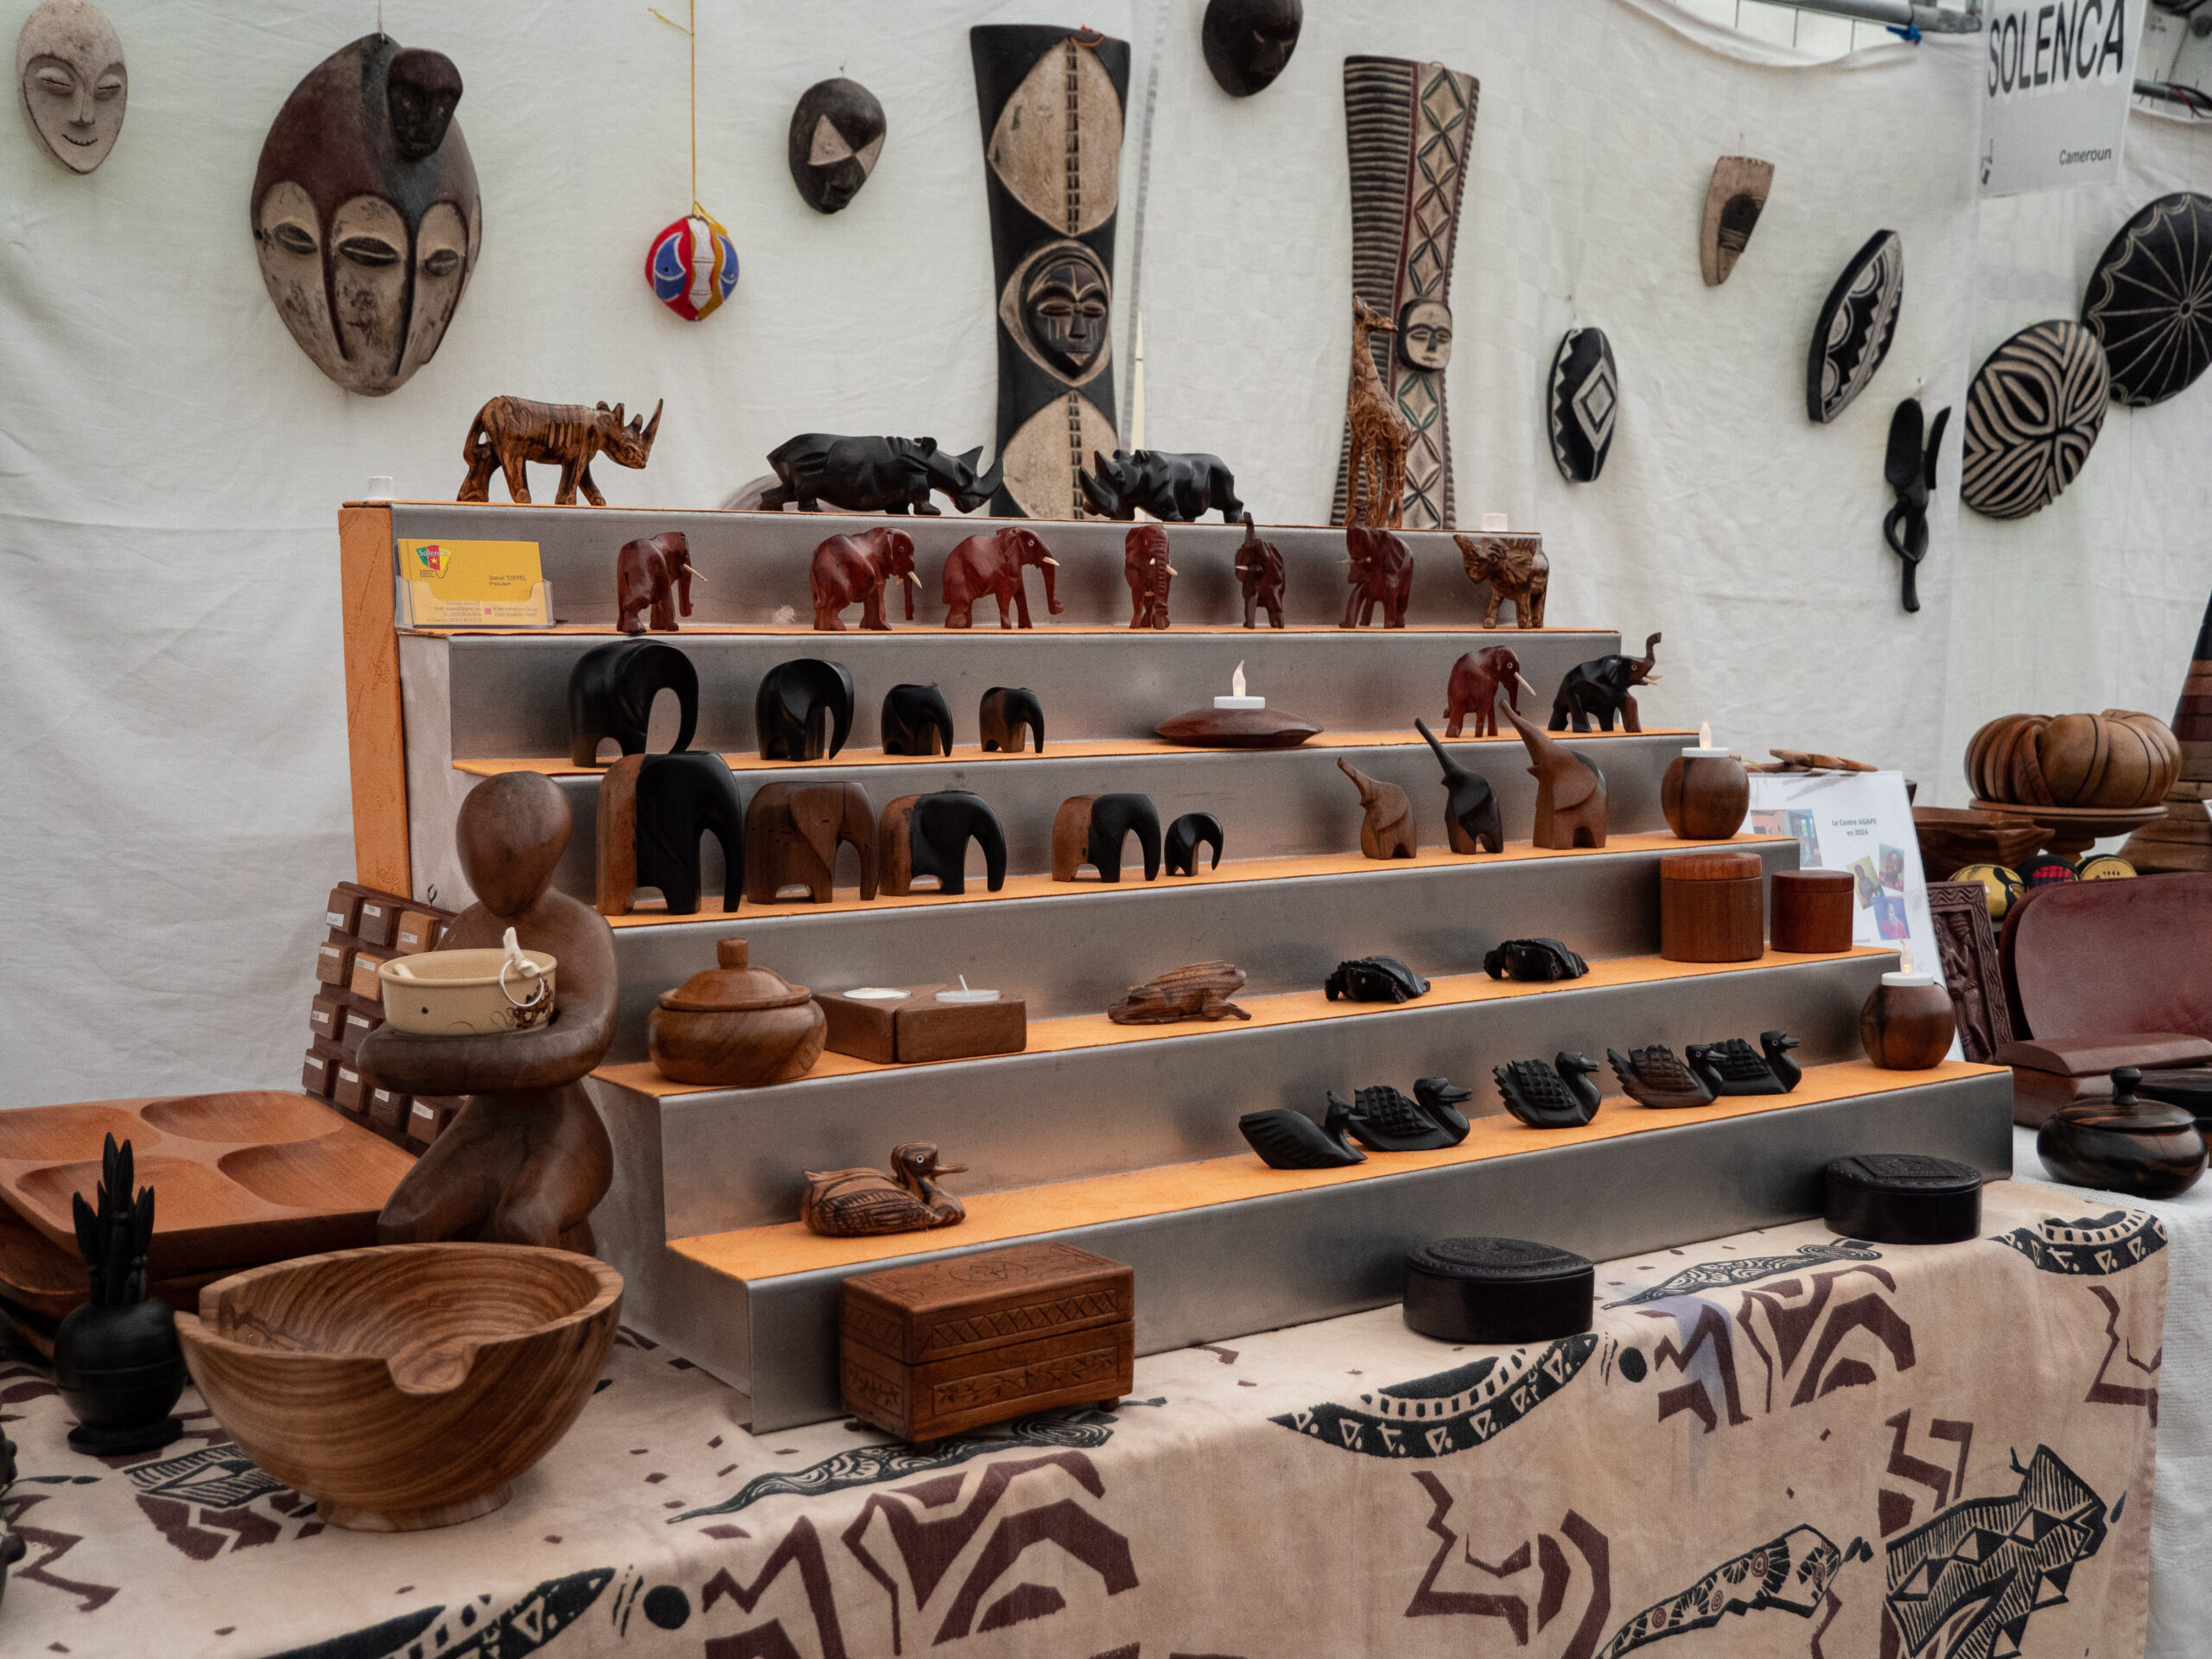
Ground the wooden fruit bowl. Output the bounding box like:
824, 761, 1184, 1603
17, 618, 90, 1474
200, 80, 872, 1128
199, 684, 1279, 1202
1912, 805, 2047, 875
1968, 800, 2167, 859
176, 1243, 621, 1532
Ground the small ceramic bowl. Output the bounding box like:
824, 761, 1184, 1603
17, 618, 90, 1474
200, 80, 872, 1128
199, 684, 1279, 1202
380, 949, 556, 1037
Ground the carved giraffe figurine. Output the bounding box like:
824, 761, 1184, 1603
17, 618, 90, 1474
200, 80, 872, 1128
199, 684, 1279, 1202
1344, 297, 1411, 531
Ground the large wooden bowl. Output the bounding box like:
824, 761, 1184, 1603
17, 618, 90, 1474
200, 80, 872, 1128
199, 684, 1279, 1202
176, 1243, 621, 1532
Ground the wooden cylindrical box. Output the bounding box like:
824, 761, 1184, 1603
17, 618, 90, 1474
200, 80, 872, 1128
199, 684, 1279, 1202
1771, 868, 1855, 953
1659, 850, 1765, 963
1661, 754, 1750, 840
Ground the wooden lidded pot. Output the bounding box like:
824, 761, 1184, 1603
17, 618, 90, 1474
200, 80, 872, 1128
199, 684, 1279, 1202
2038, 1066, 2209, 1199
1658, 849, 1764, 963
648, 938, 826, 1087
1859, 956, 1955, 1070
1660, 738, 1749, 841
1770, 868, 1855, 953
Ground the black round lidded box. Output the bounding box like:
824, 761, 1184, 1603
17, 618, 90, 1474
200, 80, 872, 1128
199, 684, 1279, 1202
1402, 1236, 1594, 1343
1824, 1153, 1982, 1245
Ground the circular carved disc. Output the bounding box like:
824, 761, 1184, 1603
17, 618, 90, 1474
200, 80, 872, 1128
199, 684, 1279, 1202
2081, 192, 2212, 408
1961, 319, 2110, 520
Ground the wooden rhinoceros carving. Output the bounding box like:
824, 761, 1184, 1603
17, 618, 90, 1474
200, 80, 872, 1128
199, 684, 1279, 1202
459, 397, 662, 505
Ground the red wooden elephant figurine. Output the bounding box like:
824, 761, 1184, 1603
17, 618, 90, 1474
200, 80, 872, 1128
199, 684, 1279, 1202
1341, 520, 1411, 630
616, 531, 695, 635
941, 526, 1061, 629
810, 527, 918, 631
1444, 645, 1522, 738
1126, 524, 1175, 630
1232, 512, 1284, 630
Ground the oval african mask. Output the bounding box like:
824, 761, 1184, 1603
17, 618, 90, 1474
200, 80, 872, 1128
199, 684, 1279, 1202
16, 0, 124, 174
1961, 319, 2109, 520
1548, 327, 1618, 484
788, 77, 886, 214
1807, 229, 1902, 423
251, 35, 481, 397
997, 239, 1113, 385
2081, 192, 2212, 408
1700, 156, 1772, 287
1201, 0, 1302, 98
1396, 297, 1452, 372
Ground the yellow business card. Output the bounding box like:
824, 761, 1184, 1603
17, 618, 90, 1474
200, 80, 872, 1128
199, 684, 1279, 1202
398, 538, 550, 626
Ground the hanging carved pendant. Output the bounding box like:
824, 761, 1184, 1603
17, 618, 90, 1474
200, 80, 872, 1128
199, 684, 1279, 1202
1700, 156, 1772, 287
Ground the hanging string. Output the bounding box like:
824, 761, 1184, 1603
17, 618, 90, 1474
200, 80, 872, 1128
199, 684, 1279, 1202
649, 0, 699, 213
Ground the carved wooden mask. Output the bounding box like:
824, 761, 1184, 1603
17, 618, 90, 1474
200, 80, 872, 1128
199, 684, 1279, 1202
788, 77, 886, 213
16, 0, 124, 174
1201, 0, 1302, 97
251, 35, 481, 397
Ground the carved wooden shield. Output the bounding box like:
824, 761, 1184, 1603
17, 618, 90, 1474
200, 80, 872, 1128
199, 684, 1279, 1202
2081, 192, 2212, 408
1331, 54, 1478, 531
1700, 156, 1772, 287
970, 26, 1130, 520
1960, 319, 2109, 520
1806, 229, 1902, 423
1548, 327, 1618, 484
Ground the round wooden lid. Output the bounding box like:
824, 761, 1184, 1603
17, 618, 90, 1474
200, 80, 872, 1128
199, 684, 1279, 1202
1660, 850, 1764, 881
659, 938, 814, 1013
1773, 868, 1854, 892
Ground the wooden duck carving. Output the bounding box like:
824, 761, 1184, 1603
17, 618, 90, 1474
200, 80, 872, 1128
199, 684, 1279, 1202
1413, 1077, 1473, 1141
1108, 961, 1252, 1024
1607, 1046, 1716, 1109
1687, 1031, 1802, 1096
1494, 1052, 1604, 1129
1239, 1098, 1365, 1168
1332, 1079, 1471, 1153
802, 1142, 967, 1236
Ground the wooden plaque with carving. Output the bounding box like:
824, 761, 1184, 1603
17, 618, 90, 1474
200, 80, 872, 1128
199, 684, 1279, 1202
840, 1241, 1134, 1441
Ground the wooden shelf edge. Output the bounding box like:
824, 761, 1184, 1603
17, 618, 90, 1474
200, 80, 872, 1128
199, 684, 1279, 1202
668, 1059, 2005, 1282
408, 624, 1622, 639
596, 940, 1889, 1100
340, 505, 408, 893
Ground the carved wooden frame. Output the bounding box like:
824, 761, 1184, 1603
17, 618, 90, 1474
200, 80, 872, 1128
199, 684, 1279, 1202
1926, 880, 2013, 1064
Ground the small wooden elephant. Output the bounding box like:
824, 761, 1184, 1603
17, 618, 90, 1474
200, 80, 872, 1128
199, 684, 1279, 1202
616, 531, 695, 635
1232, 512, 1286, 629
810, 526, 918, 631
1342, 520, 1412, 629
743, 782, 876, 905
1452, 531, 1548, 629
880, 684, 954, 756
879, 791, 1007, 896
1444, 645, 1522, 739
755, 658, 854, 760
1125, 524, 1174, 630
1052, 794, 1161, 883
596, 751, 744, 916
978, 686, 1044, 753
1165, 812, 1224, 875
1338, 760, 1416, 860
1503, 700, 1607, 849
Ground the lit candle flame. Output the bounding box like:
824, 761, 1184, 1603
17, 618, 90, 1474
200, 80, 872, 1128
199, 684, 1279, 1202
1699, 721, 1713, 749
1231, 660, 1247, 698
1897, 944, 1915, 975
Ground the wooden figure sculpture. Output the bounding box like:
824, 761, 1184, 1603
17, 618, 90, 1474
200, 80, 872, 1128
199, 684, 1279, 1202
1325, 957, 1428, 1003
1108, 962, 1251, 1023
615, 531, 695, 635
942, 526, 1062, 629
744, 782, 876, 905
978, 686, 1045, 752
1549, 635, 1661, 733
1233, 512, 1286, 629
1414, 718, 1503, 853
1502, 698, 1606, 849
1334, 1077, 1472, 1152
458, 397, 662, 505
1443, 645, 1521, 738
1884, 400, 1950, 613
1341, 519, 1412, 629
878, 791, 1007, 896
359, 772, 618, 1253
1125, 524, 1175, 629
567, 638, 696, 766
755, 658, 854, 760
810, 527, 918, 630
1165, 811, 1224, 875
1338, 759, 1416, 859
54, 1135, 186, 1453
803, 1144, 966, 1237
1342, 297, 1410, 530
880, 683, 954, 756
596, 750, 745, 916
1052, 793, 1162, 882
1078, 449, 1243, 522
760, 434, 1001, 514
1452, 531, 1548, 629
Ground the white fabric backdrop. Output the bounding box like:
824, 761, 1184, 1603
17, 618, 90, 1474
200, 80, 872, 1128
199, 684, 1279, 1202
0, 0, 2206, 1107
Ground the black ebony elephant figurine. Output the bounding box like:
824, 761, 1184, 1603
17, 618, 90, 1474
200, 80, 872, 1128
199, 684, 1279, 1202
634, 753, 745, 915
978, 686, 1044, 753
756, 658, 854, 760
1052, 793, 1162, 883
880, 790, 1007, 896
1165, 811, 1224, 875
568, 639, 699, 766
1414, 719, 1503, 854
1549, 634, 1661, 733
881, 683, 954, 756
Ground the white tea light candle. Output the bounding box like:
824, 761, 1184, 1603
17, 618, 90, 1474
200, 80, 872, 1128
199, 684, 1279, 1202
1881, 943, 1937, 988
1480, 512, 1509, 531
936, 975, 1001, 1004
1681, 720, 1728, 760
1214, 659, 1265, 711
845, 987, 908, 1001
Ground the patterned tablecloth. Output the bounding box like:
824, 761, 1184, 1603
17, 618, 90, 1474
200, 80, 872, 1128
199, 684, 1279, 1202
0, 1176, 2168, 1659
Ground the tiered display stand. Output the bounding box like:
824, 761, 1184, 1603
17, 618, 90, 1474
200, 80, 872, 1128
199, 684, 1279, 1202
340, 501, 2012, 1431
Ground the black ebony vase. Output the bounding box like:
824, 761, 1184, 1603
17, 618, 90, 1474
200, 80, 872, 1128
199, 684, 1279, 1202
52, 1136, 185, 1455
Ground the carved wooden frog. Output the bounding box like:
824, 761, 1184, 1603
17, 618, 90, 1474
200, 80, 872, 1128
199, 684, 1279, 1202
1107, 961, 1252, 1025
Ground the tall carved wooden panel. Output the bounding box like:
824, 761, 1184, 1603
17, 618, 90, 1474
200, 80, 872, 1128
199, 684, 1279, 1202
970, 25, 1131, 520
1331, 55, 1478, 531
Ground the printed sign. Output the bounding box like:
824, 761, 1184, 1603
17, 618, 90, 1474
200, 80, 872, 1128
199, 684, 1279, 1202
1980, 0, 2145, 197
397, 538, 550, 627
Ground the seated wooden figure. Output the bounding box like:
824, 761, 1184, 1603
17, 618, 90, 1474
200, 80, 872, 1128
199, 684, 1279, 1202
755, 658, 854, 760
810, 526, 918, 631
1443, 645, 1521, 739
1165, 811, 1224, 876
1052, 793, 1162, 882
1414, 719, 1503, 853
1501, 699, 1607, 849
880, 683, 954, 756
878, 790, 1007, 896
978, 686, 1044, 753
1232, 512, 1286, 629
1338, 760, 1416, 859
616, 531, 695, 635
359, 772, 617, 1253
744, 781, 875, 905
596, 751, 745, 916
567, 639, 697, 767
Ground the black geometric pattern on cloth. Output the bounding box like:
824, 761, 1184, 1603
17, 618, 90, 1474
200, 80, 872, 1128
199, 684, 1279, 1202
674, 1410, 1116, 1520
1605, 1240, 1884, 1307
1992, 1210, 2167, 1277
1595, 1524, 1854, 1656
127, 1443, 289, 1512
1885, 1446, 2107, 1659
264, 1567, 613, 1659
2081, 192, 2212, 407
1960, 319, 2110, 520
1269, 1334, 1597, 1458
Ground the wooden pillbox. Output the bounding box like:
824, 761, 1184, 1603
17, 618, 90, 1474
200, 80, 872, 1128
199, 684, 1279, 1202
817, 988, 1027, 1065
1659, 849, 1766, 963
841, 1242, 1135, 1442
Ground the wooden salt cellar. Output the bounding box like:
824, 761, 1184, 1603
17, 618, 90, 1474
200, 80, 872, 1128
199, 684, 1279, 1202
1658, 850, 1764, 963
1770, 868, 1854, 953
841, 1241, 1135, 1442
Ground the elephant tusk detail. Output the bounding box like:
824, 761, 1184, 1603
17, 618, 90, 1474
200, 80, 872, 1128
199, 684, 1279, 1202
685, 567, 708, 582
1041, 556, 1059, 566
1516, 674, 1542, 697
903, 571, 921, 585
1166, 566, 1179, 576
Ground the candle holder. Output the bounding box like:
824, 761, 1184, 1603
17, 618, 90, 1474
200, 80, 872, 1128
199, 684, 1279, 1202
817, 982, 1026, 1065
1662, 727, 1750, 841
1859, 956, 1955, 1070
1157, 660, 1319, 748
